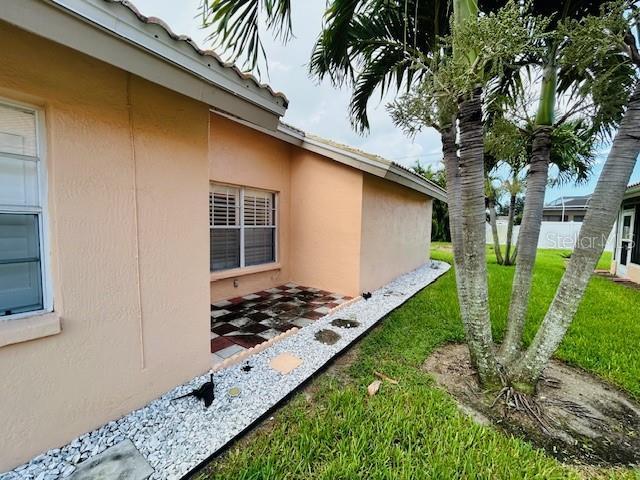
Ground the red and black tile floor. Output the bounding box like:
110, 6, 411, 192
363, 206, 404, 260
210, 283, 352, 364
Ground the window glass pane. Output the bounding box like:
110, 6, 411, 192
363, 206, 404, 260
0, 154, 39, 207
623, 215, 632, 239
244, 227, 275, 266
0, 214, 43, 316
243, 190, 274, 226
210, 185, 239, 227
210, 228, 240, 271
0, 103, 37, 157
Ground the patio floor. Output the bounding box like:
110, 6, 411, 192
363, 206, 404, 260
210, 283, 353, 364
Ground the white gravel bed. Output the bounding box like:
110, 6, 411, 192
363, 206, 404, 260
1, 261, 449, 480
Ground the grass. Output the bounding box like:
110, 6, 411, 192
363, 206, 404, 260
197, 245, 640, 480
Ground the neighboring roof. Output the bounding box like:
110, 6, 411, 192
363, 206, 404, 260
625, 181, 640, 198
1, 0, 287, 127
544, 194, 591, 210
215, 111, 448, 202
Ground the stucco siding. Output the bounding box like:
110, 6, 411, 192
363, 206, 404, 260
0, 22, 210, 471
209, 114, 291, 302
289, 149, 363, 297
359, 174, 432, 293
627, 263, 640, 284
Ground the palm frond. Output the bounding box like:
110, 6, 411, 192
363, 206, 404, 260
201, 0, 293, 74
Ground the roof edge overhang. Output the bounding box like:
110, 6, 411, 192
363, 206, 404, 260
624, 184, 640, 199
1, 0, 286, 130
543, 206, 589, 211
212, 109, 448, 202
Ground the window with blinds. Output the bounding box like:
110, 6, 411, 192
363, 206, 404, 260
0, 101, 46, 317
210, 184, 276, 272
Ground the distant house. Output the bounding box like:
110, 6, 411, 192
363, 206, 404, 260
611, 182, 640, 284
542, 194, 591, 222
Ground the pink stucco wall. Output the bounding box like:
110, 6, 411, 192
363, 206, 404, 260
208, 113, 433, 301
359, 174, 432, 293
0, 22, 211, 471
209, 114, 292, 301
209, 115, 366, 300
289, 149, 363, 297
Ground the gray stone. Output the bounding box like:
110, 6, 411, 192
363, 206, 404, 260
330, 318, 360, 329
69, 440, 153, 480
314, 329, 341, 345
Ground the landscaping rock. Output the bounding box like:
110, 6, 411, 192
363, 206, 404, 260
330, 318, 360, 329
314, 329, 341, 345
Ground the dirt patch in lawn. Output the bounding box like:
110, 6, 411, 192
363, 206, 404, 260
424, 344, 640, 467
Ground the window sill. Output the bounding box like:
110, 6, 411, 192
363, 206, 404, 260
0, 312, 61, 348
211, 263, 281, 281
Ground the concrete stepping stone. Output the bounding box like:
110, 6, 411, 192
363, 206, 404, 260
269, 352, 302, 374
69, 439, 153, 480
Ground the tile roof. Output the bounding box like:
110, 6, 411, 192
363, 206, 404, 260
104, 0, 287, 106
545, 194, 591, 209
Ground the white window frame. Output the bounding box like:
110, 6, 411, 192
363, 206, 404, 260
0, 97, 53, 320
210, 183, 278, 272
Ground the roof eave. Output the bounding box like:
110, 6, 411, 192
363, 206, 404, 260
1, 0, 286, 128
625, 185, 640, 198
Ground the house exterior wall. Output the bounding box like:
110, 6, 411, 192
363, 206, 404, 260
627, 263, 640, 283
0, 22, 210, 471
541, 209, 587, 222
359, 174, 432, 293
209, 114, 292, 302
208, 116, 367, 300
289, 149, 364, 297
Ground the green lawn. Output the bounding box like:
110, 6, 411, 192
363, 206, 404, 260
198, 246, 640, 480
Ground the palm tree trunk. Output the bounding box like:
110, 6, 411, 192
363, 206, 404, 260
442, 126, 469, 316
504, 193, 516, 264
499, 127, 552, 362
510, 83, 640, 389
499, 61, 557, 363
457, 89, 498, 384
488, 198, 504, 264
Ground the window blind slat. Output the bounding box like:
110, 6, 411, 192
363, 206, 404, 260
244, 227, 275, 266
210, 229, 240, 271
0, 104, 37, 157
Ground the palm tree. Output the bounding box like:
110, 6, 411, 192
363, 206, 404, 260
413, 162, 450, 242
501, 174, 525, 265
508, 4, 640, 388
485, 173, 505, 264
484, 114, 596, 267
498, 0, 635, 363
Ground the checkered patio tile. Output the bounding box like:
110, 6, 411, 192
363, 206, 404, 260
210, 283, 352, 356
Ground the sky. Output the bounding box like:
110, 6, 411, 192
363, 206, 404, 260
132, 0, 640, 203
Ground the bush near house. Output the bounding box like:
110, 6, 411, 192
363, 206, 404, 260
198, 245, 639, 480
